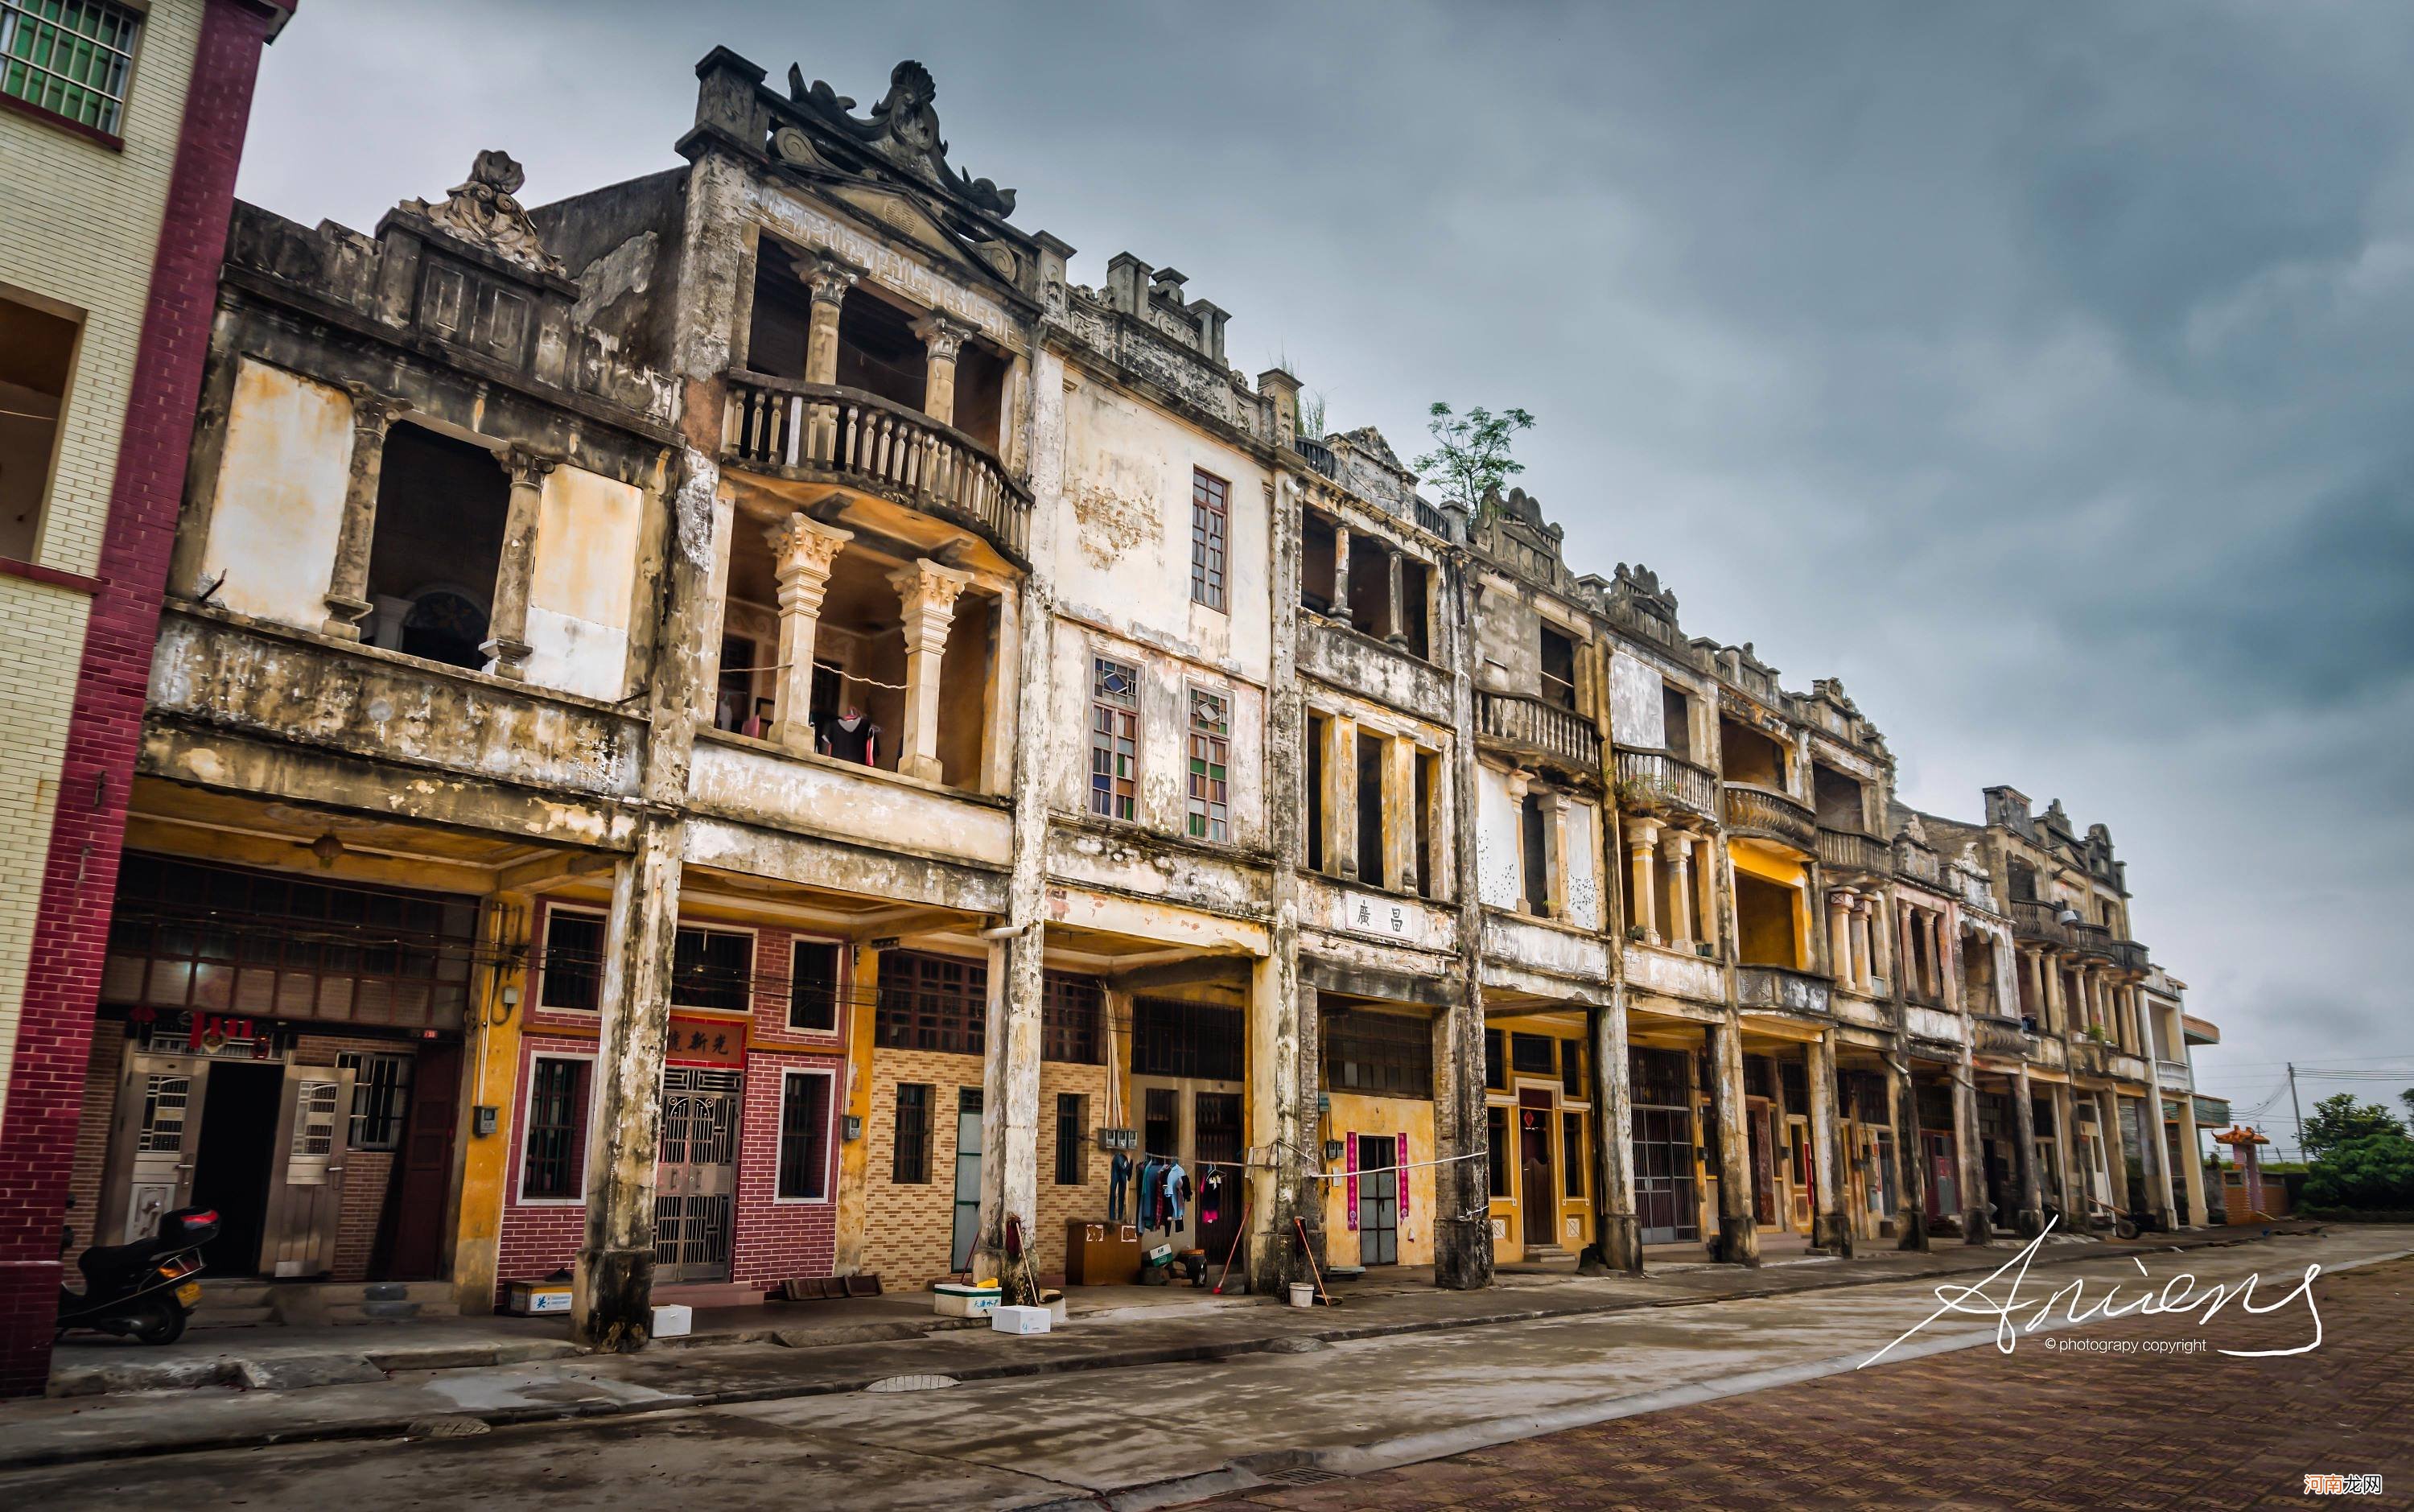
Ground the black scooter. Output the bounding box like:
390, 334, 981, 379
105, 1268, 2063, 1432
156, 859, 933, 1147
56, 1200, 219, 1345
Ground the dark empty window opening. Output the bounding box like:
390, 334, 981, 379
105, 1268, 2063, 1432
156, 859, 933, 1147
1131, 996, 1243, 1082
365, 424, 508, 671
1054, 1093, 1087, 1185
1398, 559, 1432, 659
1345, 532, 1391, 639
1510, 1033, 1556, 1077
1719, 718, 1786, 789
833, 286, 928, 412
1539, 625, 1578, 710
2008, 860, 2037, 902
1487, 1105, 1510, 1197
777, 1072, 832, 1201
1661, 685, 1692, 761
0, 295, 76, 562
1414, 752, 1438, 899
539, 908, 604, 1011
1300, 510, 1338, 614
1355, 732, 1386, 885
1521, 793, 1551, 915
788, 941, 842, 1032
1484, 1029, 1506, 1090
672, 926, 753, 1012
1813, 763, 1865, 832
1305, 714, 1329, 872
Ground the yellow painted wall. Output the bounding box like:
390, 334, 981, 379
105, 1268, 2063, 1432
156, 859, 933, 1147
1483, 1013, 1594, 1263
1319, 1091, 1436, 1268
0, 1, 204, 1131
200, 359, 355, 628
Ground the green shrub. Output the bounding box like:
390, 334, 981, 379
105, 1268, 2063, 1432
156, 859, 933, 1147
2302, 1130, 2414, 1210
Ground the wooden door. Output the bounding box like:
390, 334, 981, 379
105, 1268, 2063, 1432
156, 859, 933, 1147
1748, 1101, 1778, 1226
1518, 1090, 1555, 1246
261, 1064, 355, 1278
384, 1040, 460, 1280
103, 1052, 211, 1246
1786, 1116, 1814, 1229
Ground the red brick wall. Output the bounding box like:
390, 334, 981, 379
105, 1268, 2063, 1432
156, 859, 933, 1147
730, 1048, 838, 1288
0, 0, 280, 1395
493, 1032, 593, 1301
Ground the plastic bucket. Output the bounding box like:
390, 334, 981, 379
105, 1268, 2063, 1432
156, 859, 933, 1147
1289, 1283, 1315, 1308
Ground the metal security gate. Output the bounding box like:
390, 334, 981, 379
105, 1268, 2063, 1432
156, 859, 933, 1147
1633, 1106, 1698, 1243
656, 1069, 739, 1283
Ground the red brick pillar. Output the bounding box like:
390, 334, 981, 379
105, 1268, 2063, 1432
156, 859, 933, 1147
0, 0, 282, 1397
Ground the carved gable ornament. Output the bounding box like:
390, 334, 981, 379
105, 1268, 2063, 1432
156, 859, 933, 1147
786, 60, 1018, 220
399, 150, 564, 277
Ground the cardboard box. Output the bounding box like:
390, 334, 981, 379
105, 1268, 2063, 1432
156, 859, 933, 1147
933, 1283, 1001, 1318
505, 1279, 573, 1316
651, 1303, 693, 1338
991, 1304, 1053, 1335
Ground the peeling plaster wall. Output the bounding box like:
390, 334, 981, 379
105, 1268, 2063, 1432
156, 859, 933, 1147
1055, 379, 1271, 684
687, 735, 1015, 872
1472, 579, 1537, 696
1608, 649, 1666, 748
1318, 1090, 1436, 1269
1044, 620, 1267, 851
1565, 797, 1603, 930
200, 360, 352, 628
524, 464, 646, 700
1475, 765, 1521, 910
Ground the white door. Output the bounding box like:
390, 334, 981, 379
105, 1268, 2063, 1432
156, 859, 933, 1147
105, 1053, 212, 1246
261, 1065, 355, 1277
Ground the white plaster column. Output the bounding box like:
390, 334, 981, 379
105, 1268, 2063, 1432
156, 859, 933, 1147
763, 513, 852, 753
322, 385, 411, 638
1626, 818, 1662, 942
481, 445, 555, 680
1826, 891, 1852, 983
1807, 1032, 1848, 1252
802, 257, 859, 385
889, 557, 973, 782
1329, 523, 1351, 619
912, 315, 972, 427
1544, 789, 1571, 918
1870, 891, 1893, 988
1849, 896, 1874, 993
1666, 831, 1696, 948
1695, 836, 1720, 955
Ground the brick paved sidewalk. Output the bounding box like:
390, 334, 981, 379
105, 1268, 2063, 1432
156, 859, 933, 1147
1197, 1256, 2414, 1511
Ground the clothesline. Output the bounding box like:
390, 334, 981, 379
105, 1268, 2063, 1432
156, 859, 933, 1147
715, 657, 916, 692
1122, 1144, 1492, 1180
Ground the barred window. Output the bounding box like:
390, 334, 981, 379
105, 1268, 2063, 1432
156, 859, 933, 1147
1186, 688, 1230, 843
1090, 657, 1139, 821
1054, 1093, 1086, 1186
540, 909, 604, 1011
1563, 1111, 1585, 1197
1131, 995, 1242, 1081
892, 1082, 933, 1184
1189, 468, 1227, 610
777, 1071, 832, 1201
1560, 1038, 1585, 1098
788, 940, 841, 1032
1323, 1011, 1433, 1100
1042, 971, 1102, 1065
1510, 1032, 1556, 1077
336, 1052, 413, 1151
521, 1057, 587, 1200
1, 0, 139, 135
1486, 1105, 1510, 1197
1484, 1029, 1506, 1091
875, 950, 986, 1057
671, 925, 752, 1012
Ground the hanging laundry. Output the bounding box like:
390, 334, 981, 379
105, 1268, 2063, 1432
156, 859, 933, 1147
1165, 1161, 1189, 1226
1136, 1156, 1162, 1230
1198, 1167, 1226, 1225
1108, 1150, 1132, 1223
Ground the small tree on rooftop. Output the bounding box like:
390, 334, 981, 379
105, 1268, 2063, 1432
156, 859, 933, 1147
1413, 402, 1534, 516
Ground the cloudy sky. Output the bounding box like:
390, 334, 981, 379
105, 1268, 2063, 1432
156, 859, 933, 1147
234, 2, 2414, 1148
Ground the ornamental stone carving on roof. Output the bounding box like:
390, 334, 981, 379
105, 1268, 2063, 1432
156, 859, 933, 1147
398, 150, 563, 277
786, 60, 1019, 220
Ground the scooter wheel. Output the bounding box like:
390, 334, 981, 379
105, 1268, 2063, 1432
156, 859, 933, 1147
127, 1298, 187, 1346
2115, 1220, 2140, 1242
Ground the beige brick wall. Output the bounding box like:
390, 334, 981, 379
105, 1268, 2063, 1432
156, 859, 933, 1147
857, 1046, 1109, 1288
0, 1, 205, 1132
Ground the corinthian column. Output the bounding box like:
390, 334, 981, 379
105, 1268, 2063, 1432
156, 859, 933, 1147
481, 445, 556, 680
913, 315, 973, 427
323, 385, 412, 639
763, 514, 853, 752
890, 557, 973, 782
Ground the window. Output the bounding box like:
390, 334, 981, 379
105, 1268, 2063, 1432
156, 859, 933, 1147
1413, 752, 1437, 899
1054, 1094, 1087, 1185
1563, 1111, 1587, 1198
1040, 970, 1104, 1065
1661, 684, 1692, 760
1131, 996, 1242, 1081
1305, 714, 1328, 871
788, 940, 841, 1032
1487, 1105, 1510, 1197
1484, 1029, 1506, 1091
336, 1052, 414, 1151
1090, 657, 1139, 822
671, 925, 752, 1012
1, 0, 139, 134
1355, 732, 1386, 885
1510, 1032, 1556, 1077
364, 425, 510, 672
1143, 1087, 1177, 1162
1185, 688, 1231, 843
540, 909, 604, 1011
1189, 468, 1227, 611
1539, 624, 1578, 710
1560, 1038, 1584, 1098
0, 294, 75, 561
521, 1057, 588, 1200
892, 1082, 933, 1184
875, 950, 986, 1057
1323, 1011, 1433, 1099
776, 1071, 832, 1200
1521, 793, 1551, 915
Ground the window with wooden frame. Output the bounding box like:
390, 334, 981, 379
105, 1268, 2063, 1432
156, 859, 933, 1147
539, 908, 604, 1011
1563, 1110, 1585, 1198
891, 1081, 933, 1184
875, 950, 986, 1057
1, 0, 140, 135
520, 1057, 588, 1200
1189, 468, 1227, 610
1185, 687, 1230, 843
1053, 1093, 1087, 1186
776, 1069, 833, 1201
1041, 970, 1103, 1065
1487, 1105, 1510, 1197
788, 940, 842, 1032
1323, 1011, 1434, 1100
670, 925, 752, 1013
335, 1051, 413, 1152
1089, 657, 1139, 821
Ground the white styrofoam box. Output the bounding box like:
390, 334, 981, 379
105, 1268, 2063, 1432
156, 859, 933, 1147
934, 1284, 1001, 1318
991, 1305, 1053, 1335
651, 1303, 693, 1339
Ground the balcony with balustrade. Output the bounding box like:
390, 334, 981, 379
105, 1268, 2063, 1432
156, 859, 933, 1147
1722, 785, 1816, 854
1816, 824, 1889, 879
1479, 690, 1602, 775
1613, 748, 1720, 822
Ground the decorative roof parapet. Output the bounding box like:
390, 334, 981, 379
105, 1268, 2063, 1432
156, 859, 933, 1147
785, 60, 1018, 220
398, 150, 563, 277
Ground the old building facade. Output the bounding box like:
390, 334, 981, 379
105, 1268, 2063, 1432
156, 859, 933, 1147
2, 47, 2224, 1389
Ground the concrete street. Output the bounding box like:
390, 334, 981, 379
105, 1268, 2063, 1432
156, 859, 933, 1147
2, 1226, 2400, 1510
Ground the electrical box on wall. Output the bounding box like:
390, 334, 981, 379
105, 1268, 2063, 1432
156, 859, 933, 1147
842, 1114, 863, 1142
473, 1106, 499, 1137
1096, 1127, 1137, 1152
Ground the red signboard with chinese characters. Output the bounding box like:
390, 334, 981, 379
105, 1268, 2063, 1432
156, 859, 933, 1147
665, 1013, 748, 1067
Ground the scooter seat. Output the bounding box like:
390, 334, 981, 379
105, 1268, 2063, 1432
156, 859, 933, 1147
78, 1235, 168, 1287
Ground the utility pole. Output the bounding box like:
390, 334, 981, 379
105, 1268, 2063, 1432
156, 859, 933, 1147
2287, 1063, 2305, 1162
